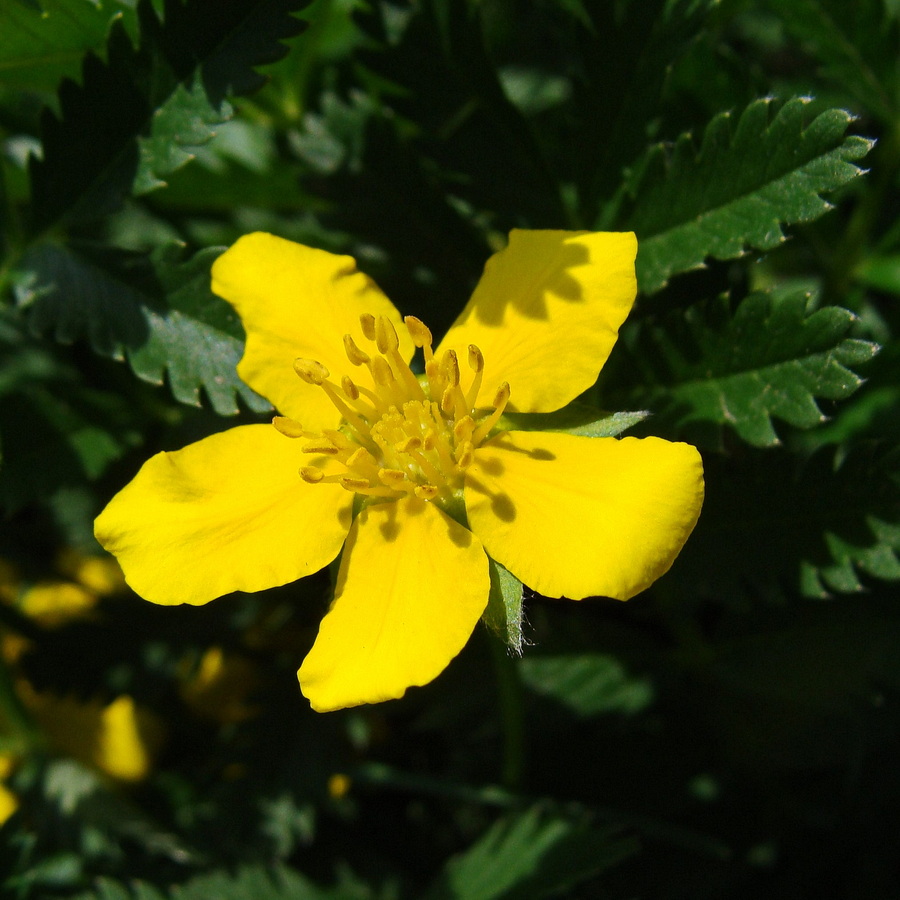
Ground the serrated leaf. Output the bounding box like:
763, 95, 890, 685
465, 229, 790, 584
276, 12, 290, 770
428, 807, 636, 899
0, 0, 129, 92
16, 242, 270, 415
499, 404, 650, 438
519, 654, 654, 717
482, 559, 525, 655
28, 0, 306, 229
134, 79, 231, 195
616, 290, 877, 446
619, 98, 872, 293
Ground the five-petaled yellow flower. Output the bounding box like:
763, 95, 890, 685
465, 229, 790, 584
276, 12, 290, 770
95, 230, 704, 712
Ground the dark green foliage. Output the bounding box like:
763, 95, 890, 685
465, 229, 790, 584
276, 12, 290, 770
618, 98, 872, 293
18, 242, 269, 415
27, 0, 306, 230
612, 289, 877, 446
428, 807, 637, 899
0, 0, 132, 93
3, 0, 900, 897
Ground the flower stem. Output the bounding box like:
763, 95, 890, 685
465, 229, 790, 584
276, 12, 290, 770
487, 633, 525, 791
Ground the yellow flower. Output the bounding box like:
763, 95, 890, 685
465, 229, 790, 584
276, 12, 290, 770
179, 647, 260, 724
0, 756, 19, 825
94, 231, 703, 712
18, 683, 163, 782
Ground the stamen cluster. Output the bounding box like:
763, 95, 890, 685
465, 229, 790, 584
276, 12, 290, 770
273, 314, 510, 505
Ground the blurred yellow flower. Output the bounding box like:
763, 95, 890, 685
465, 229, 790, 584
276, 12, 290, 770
19, 684, 163, 783
179, 647, 260, 724
95, 231, 704, 712
0, 756, 19, 825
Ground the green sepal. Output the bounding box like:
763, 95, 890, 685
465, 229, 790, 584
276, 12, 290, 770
482, 558, 525, 656
497, 403, 650, 438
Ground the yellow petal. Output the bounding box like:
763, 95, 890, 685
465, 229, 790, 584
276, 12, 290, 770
18, 683, 164, 782
298, 497, 490, 712
436, 230, 637, 413
465, 431, 703, 600
94, 424, 352, 605
211, 232, 413, 427
0, 782, 17, 825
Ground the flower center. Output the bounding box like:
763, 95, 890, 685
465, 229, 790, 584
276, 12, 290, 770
273, 313, 510, 507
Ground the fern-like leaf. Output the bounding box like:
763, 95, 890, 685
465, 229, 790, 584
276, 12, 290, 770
618, 98, 872, 293
28, 0, 306, 230
429, 807, 636, 899
615, 290, 877, 446
17, 243, 270, 416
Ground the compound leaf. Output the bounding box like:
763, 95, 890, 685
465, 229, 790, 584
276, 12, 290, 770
17, 242, 270, 415
615, 290, 877, 446
28, 0, 306, 230
429, 806, 636, 900
619, 98, 872, 293
0, 0, 127, 92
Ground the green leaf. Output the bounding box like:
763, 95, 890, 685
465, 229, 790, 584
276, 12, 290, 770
615, 290, 877, 446
28, 0, 306, 230
482, 559, 525, 655
619, 97, 873, 293
429, 807, 636, 899
499, 404, 650, 438
16, 242, 270, 415
519, 654, 654, 717
0, 0, 130, 93
133, 79, 231, 196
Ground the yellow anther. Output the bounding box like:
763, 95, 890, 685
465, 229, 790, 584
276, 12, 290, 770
472, 382, 511, 446
404, 316, 433, 350
341, 375, 360, 401
468, 344, 484, 373
375, 316, 400, 354
455, 441, 474, 469
323, 429, 351, 449
371, 356, 395, 386
441, 349, 460, 386
415, 484, 439, 500
301, 442, 340, 455
395, 436, 422, 453
441, 385, 457, 415
300, 467, 324, 484
340, 476, 371, 491
359, 313, 376, 341
294, 358, 329, 385
493, 382, 511, 410
378, 468, 408, 486
346, 447, 376, 470
454, 415, 475, 442
272, 416, 306, 438
343, 334, 369, 366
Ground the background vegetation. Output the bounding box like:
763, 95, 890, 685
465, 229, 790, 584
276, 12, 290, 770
1, 0, 899, 896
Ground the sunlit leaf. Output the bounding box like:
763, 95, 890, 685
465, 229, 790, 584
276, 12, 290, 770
27, 0, 307, 230
619, 98, 872, 293
613, 290, 877, 446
